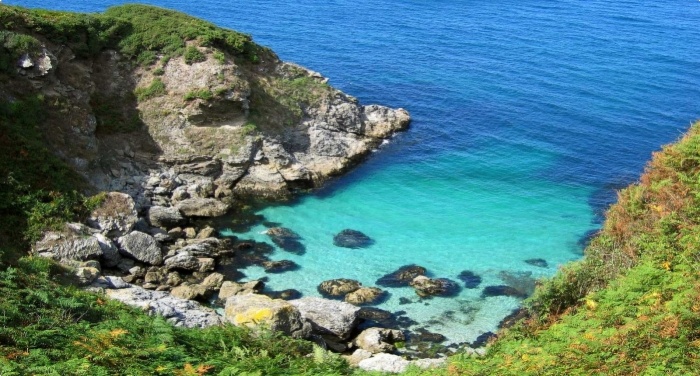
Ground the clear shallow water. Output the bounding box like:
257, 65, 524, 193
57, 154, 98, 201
11, 0, 700, 344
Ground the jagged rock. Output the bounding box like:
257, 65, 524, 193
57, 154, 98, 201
116, 231, 163, 265
410, 276, 461, 298
196, 226, 215, 239
176, 198, 230, 217
225, 294, 310, 338
345, 287, 387, 305
481, 285, 528, 299
197, 257, 216, 272
104, 284, 223, 328
218, 280, 264, 299
164, 253, 200, 271
358, 353, 410, 373
265, 227, 305, 254
362, 105, 411, 138
458, 270, 482, 289
95, 233, 122, 267
171, 284, 209, 301
262, 260, 299, 273
317, 278, 362, 298
333, 229, 374, 248
376, 265, 427, 287
201, 272, 224, 290
354, 327, 405, 353
289, 297, 360, 340
166, 271, 184, 287
147, 206, 186, 228
88, 192, 138, 237
144, 271, 162, 284
34, 223, 104, 262
525, 258, 548, 268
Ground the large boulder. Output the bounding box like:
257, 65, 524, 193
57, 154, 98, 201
225, 294, 310, 338
354, 327, 405, 354
94, 233, 121, 267
116, 231, 163, 265
176, 198, 230, 217
333, 229, 373, 248
87, 192, 138, 237
317, 278, 361, 298
410, 276, 461, 298
103, 284, 223, 328
289, 297, 360, 340
358, 353, 410, 374
147, 206, 186, 228
345, 287, 387, 306
376, 265, 427, 287
34, 223, 103, 262
362, 105, 411, 138
171, 284, 210, 301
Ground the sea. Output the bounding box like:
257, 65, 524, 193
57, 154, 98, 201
9, 0, 700, 345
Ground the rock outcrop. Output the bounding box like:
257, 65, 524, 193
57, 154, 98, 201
224, 294, 311, 338
289, 297, 360, 340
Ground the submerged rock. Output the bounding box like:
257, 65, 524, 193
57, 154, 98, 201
410, 276, 461, 298
317, 278, 362, 298
264, 289, 302, 300
481, 285, 528, 299
524, 258, 548, 268
345, 287, 387, 306
376, 264, 427, 287
262, 260, 299, 273
265, 227, 306, 254
458, 270, 482, 289
498, 270, 537, 297
333, 229, 374, 248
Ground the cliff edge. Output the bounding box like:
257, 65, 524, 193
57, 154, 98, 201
0, 4, 410, 212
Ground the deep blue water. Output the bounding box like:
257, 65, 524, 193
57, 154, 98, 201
10, 0, 700, 344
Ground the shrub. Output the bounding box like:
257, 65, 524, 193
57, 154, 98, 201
213, 50, 225, 64
134, 78, 166, 101
184, 88, 213, 101
184, 46, 206, 64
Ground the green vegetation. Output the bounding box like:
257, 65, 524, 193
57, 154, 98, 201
0, 257, 351, 375
134, 78, 166, 101
184, 88, 213, 101
435, 121, 700, 375
184, 46, 206, 64
213, 50, 225, 64
0, 4, 260, 72
0, 96, 90, 259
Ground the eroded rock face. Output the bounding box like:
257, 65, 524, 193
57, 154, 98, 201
289, 297, 360, 340
224, 294, 310, 338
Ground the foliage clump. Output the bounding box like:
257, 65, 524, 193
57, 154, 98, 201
184, 88, 213, 101
134, 78, 166, 101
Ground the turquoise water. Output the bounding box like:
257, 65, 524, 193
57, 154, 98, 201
11, 0, 700, 344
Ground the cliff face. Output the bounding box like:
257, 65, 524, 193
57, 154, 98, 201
0, 5, 409, 212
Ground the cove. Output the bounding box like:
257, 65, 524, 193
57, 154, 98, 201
13, 0, 700, 344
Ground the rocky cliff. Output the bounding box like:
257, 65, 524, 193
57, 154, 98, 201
1, 4, 409, 213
